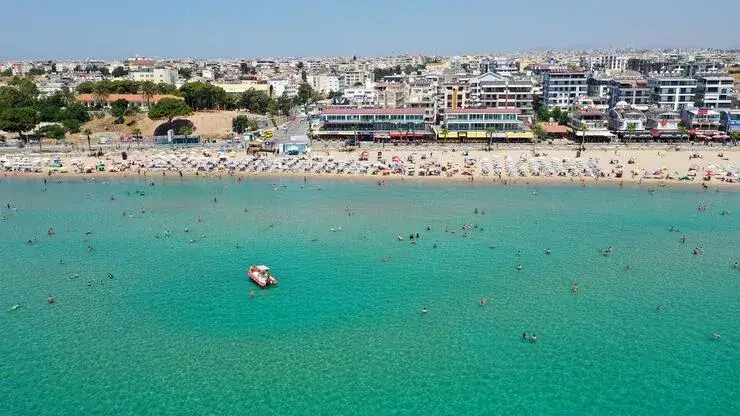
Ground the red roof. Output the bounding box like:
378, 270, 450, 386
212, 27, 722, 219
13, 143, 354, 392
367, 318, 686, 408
75, 94, 182, 103
321, 107, 425, 115
446, 107, 521, 115
537, 122, 570, 134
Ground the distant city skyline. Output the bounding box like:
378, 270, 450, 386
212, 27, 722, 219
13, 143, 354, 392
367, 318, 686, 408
1, 0, 739, 60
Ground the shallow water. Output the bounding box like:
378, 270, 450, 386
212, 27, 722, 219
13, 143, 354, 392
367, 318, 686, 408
1, 177, 739, 415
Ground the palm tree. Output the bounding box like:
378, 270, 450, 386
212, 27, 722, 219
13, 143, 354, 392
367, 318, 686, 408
440, 128, 449, 141
626, 123, 636, 146
140, 81, 156, 109
91, 83, 109, 108
531, 123, 546, 144
83, 128, 92, 151
577, 125, 588, 158
486, 127, 495, 150
677, 125, 688, 144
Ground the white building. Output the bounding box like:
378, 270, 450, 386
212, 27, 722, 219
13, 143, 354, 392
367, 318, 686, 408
480, 58, 519, 75
542, 70, 588, 110
468, 72, 534, 115
131, 67, 178, 85
342, 87, 375, 106
580, 55, 629, 72
340, 71, 366, 88
307, 74, 340, 94
648, 76, 697, 111
694, 73, 734, 109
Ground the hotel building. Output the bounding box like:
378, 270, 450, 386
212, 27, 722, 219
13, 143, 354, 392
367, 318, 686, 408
694, 73, 734, 109
648, 76, 697, 111
542, 70, 588, 110
468, 73, 535, 115
440, 108, 531, 142
316, 108, 430, 141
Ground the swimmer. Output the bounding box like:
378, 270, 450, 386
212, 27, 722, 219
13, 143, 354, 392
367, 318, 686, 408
421, 308, 429, 314
10, 304, 22, 311
480, 297, 488, 306
522, 332, 528, 340
196, 216, 202, 223
47, 295, 55, 304
571, 283, 580, 293
108, 273, 113, 279
184, 227, 190, 233
531, 334, 537, 343
87, 245, 94, 252
249, 290, 255, 298
59, 259, 65, 264
516, 265, 522, 271
655, 305, 661, 313
545, 248, 551, 255
200, 234, 206, 239
433, 243, 437, 249
625, 264, 631, 271
733, 262, 740, 270
189, 239, 196, 243
680, 235, 687, 243
711, 331, 721, 340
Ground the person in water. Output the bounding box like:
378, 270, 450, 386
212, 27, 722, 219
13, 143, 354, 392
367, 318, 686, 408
711, 331, 721, 340
522, 332, 528, 340
545, 248, 551, 255
47, 295, 55, 304
421, 308, 429, 314
531, 334, 538, 343
516, 265, 522, 270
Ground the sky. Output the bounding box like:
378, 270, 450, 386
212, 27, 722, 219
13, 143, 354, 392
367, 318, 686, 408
1, 0, 739, 60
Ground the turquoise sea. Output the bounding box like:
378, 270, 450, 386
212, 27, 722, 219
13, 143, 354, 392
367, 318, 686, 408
1, 176, 739, 415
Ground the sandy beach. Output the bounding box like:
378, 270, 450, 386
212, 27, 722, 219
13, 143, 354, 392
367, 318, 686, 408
2, 144, 740, 188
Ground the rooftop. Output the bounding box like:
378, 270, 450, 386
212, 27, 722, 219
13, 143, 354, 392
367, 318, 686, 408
446, 107, 521, 115
320, 107, 426, 115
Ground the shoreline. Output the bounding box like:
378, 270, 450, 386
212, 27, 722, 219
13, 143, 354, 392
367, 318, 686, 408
3, 170, 738, 191
2, 145, 739, 191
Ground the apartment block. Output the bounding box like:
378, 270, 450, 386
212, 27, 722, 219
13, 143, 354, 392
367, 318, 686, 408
468, 73, 534, 115
542, 70, 588, 109
648, 76, 697, 111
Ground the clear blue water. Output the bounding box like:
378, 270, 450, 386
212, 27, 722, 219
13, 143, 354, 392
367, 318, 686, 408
1, 177, 739, 415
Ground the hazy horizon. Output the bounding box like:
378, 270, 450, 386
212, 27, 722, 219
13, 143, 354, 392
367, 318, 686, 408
1, 0, 738, 60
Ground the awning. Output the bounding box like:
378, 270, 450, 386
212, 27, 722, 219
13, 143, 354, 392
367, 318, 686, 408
438, 132, 458, 138
467, 131, 487, 138
506, 132, 535, 140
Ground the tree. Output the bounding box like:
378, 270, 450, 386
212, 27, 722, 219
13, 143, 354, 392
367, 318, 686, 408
10, 77, 40, 98
301, 70, 307, 82
239, 63, 255, 75
295, 83, 314, 106
178, 68, 193, 79
179, 82, 228, 110
62, 118, 82, 134
626, 123, 636, 145
296, 61, 304, 70
112, 66, 128, 78
83, 128, 92, 151
148, 98, 193, 130
38, 124, 67, 141
486, 127, 496, 149
276, 93, 293, 116
268, 99, 278, 117
28, 67, 46, 76
677, 125, 689, 144
531, 123, 547, 143
110, 99, 130, 123
92, 82, 110, 106
2, 68, 13, 77
239, 89, 271, 114
75, 81, 95, 94
100, 67, 110, 77
178, 124, 193, 140
232, 115, 254, 134
131, 127, 142, 138
139, 81, 156, 108
0, 107, 38, 144
537, 107, 551, 122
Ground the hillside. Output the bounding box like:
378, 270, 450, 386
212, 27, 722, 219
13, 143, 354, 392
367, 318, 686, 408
68, 110, 273, 143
